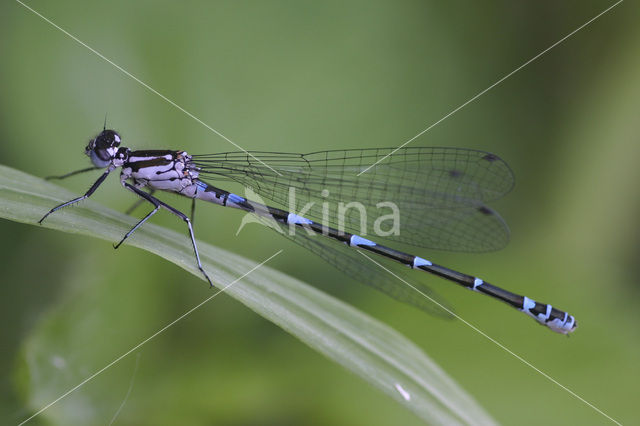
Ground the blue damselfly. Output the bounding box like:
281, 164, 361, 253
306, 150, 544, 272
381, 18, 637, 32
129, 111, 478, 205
39, 129, 576, 334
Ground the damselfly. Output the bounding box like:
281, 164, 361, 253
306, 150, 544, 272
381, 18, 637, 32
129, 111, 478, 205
39, 129, 576, 334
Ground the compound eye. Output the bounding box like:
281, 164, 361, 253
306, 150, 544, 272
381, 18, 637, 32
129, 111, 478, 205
95, 129, 121, 148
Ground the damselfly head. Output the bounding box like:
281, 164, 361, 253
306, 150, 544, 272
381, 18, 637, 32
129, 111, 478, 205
86, 129, 121, 167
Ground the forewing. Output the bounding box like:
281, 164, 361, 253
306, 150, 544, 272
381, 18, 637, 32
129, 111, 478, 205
194, 147, 514, 252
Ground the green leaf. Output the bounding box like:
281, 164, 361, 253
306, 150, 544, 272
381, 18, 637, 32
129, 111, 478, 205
0, 164, 495, 425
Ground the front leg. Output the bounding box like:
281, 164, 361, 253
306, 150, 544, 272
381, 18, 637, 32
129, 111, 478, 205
39, 167, 113, 224
121, 183, 214, 287
45, 166, 101, 181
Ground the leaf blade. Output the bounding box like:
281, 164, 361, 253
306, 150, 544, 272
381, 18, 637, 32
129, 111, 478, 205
0, 164, 496, 425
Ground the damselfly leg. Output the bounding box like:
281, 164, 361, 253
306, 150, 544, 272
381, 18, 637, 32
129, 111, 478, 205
44, 166, 102, 180
121, 182, 213, 287
124, 189, 155, 215
43, 165, 152, 216
38, 167, 114, 224
124, 191, 195, 223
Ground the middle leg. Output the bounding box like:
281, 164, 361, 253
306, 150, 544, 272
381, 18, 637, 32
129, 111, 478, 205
121, 183, 213, 287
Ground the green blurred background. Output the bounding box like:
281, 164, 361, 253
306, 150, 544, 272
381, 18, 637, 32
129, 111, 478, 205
1, 1, 638, 424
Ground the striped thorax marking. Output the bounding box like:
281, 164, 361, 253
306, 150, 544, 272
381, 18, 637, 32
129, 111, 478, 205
121, 150, 200, 196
